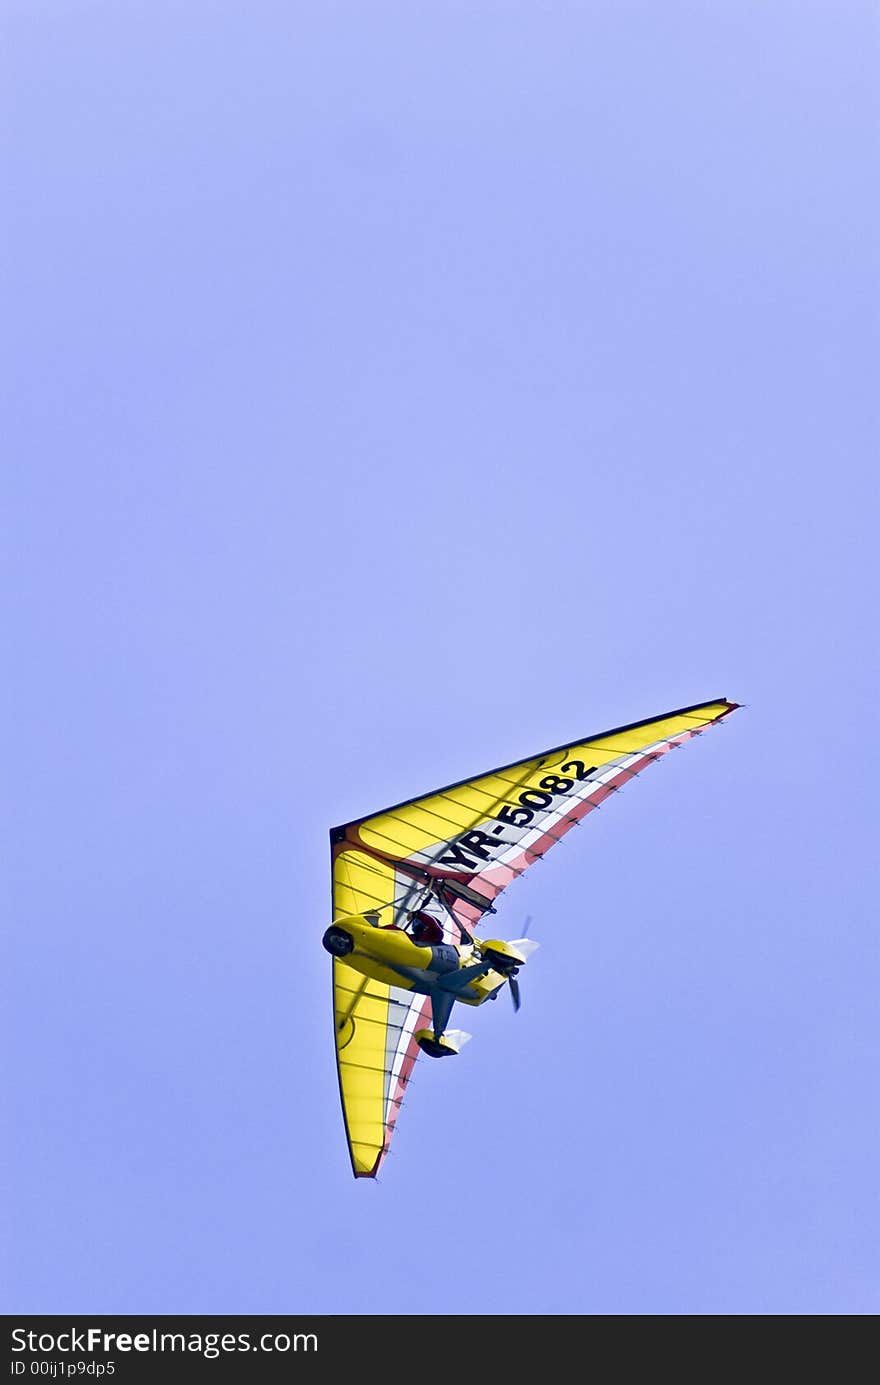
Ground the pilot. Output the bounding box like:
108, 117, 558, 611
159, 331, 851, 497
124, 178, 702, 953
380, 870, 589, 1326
407, 910, 445, 946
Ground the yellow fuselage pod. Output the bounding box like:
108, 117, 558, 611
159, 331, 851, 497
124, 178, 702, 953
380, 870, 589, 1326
330, 914, 505, 1007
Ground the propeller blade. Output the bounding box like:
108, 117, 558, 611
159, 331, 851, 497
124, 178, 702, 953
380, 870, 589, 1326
508, 938, 540, 961
522, 915, 532, 937
509, 976, 521, 1013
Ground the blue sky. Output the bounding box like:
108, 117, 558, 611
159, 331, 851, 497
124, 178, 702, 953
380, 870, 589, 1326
4, 2, 877, 1314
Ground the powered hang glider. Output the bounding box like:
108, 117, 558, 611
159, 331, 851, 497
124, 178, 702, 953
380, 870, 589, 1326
324, 697, 739, 1177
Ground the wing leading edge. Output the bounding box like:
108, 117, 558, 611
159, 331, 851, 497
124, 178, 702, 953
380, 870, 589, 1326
329, 696, 739, 1176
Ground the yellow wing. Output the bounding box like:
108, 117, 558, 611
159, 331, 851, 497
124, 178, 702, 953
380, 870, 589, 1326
331, 845, 432, 1178
330, 697, 738, 1176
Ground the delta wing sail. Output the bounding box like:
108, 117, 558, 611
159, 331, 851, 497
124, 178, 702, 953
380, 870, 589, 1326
330, 697, 738, 1176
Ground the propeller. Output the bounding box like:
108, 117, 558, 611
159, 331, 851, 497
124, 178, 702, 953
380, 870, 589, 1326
511, 920, 532, 1009
506, 935, 539, 1014
480, 936, 538, 1015
509, 975, 521, 1012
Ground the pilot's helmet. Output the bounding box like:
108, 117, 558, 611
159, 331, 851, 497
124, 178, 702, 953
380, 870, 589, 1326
409, 911, 444, 945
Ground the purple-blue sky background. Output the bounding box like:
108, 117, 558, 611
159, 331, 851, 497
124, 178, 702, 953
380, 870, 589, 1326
4, 2, 877, 1314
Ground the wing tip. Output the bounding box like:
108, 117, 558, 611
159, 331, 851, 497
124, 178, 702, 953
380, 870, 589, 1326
351, 1151, 384, 1180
